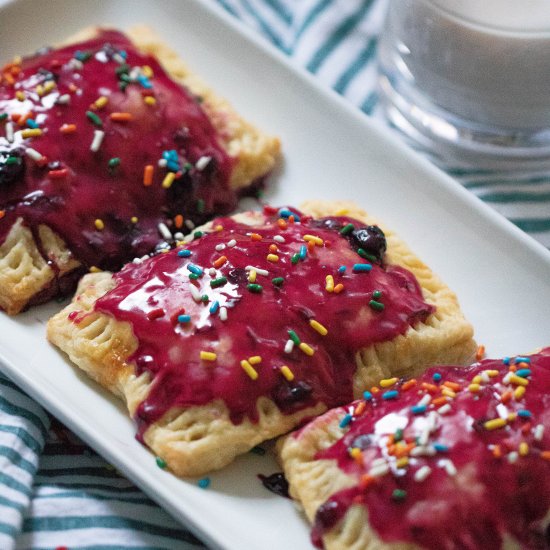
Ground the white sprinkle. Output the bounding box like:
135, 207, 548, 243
174, 232, 184, 241
438, 404, 452, 415
245, 266, 269, 277
189, 285, 201, 302
417, 394, 431, 408
90, 129, 105, 152
284, 339, 294, 354
132, 257, 142, 264
481, 371, 491, 383
185, 219, 195, 230
273, 235, 285, 243
507, 451, 519, 464
158, 222, 172, 240
215, 243, 226, 252
496, 403, 509, 420
227, 239, 237, 248
534, 424, 545, 442
414, 465, 432, 482
371, 457, 387, 468
5, 122, 14, 143
208, 267, 216, 277
195, 155, 211, 171
368, 463, 390, 478
410, 446, 436, 457
503, 372, 513, 385
129, 67, 141, 81
140, 254, 150, 261
418, 428, 430, 447
158, 158, 168, 168
95, 51, 109, 63
113, 53, 125, 64
56, 93, 71, 104
441, 459, 457, 476
219, 306, 228, 321
25, 147, 43, 162
67, 58, 83, 71
428, 411, 439, 432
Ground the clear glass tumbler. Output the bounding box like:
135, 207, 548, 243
377, 0, 550, 167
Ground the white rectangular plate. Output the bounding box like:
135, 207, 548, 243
1, 1, 550, 549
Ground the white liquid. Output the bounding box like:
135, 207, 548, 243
379, 0, 550, 129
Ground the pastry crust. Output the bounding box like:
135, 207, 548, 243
47, 200, 476, 477
0, 26, 280, 315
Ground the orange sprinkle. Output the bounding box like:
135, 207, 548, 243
250, 233, 262, 241
143, 164, 154, 186
476, 345, 486, 361
521, 422, 533, 435
371, 386, 380, 394
333, 283, 344, 294
110, 112, 133, 122
401, 379, 417, 391
386, 444, 396, 456
214, 224, 224, 232
354, 401, 366, 416
394, 442, 415, 458
60, 123, 77, 134
509, 364, 517, 372
17, 111, 33, 126
432, 396, 448, 407
492, 445, 502, 459
269, 244, 278, 253
69, 83, 79, 93
443, 381, 461, 392
307, 240, 315, 252
288, 215, 295, 224
174, 214, 184, 229
10, 113, 21, 122
359, 474, 375, 490
422, 382, 439, 394
0, 210, 5, 219
2, 72, 14, 85
277, 218, 287, 229
213, 255, 227, 269
501, 390, 513, 404
541, 451, 550, 461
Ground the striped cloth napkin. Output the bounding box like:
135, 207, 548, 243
1, 0, 549, 549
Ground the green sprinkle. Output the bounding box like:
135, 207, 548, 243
86, 110, 102, 127
394, 428, 404, 442
115, 63, 130, 75
340, 223, 355, 235
118, 81, 129, 92
184, 162, 193, 171
210, 276, 227, 288
108, 157, 120, 170
272, 277, 284, 287
392, 489, 407, 501
0, 113, 8, 121
250, 446, 266, 456
369, 300, 385, 311
5, 156, 20, 165
247, 283, 263, 293
75, 50, 92, 62
291, 253, 300, 265
193, 231, 203, 240
288, 330, 301, 345
201, 294, 209, 303
156, 456, 167, 469
197, 199, 205, 214
119, 73, 131, 83
373, 290, 382, 299
189, 273, 200, 280
358, 248, 377, 262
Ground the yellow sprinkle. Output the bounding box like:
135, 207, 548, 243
35, 84, 44, 96
144, 96, 156, 106
131, 216, 138, 223
380, 377, 398, 388
162, 172, 176, 189
89, 266, 102, 273
396, 457, 409, 469
484, 418, 507, 431
519, 442, 529, 456
335, 208, 350, 215
349, 447, 362, 460
266, 253, 279, 263
200, 351, 217, 362
325, 275, 334, 293
468, 383, 481, 393
142, 65, 154, 78
472, 375, 482, 384
241, 359, 258, 380
214, 224, 224, 232
508, 412, 517, 422
303, 234, 323, 246
280, 365, 294, 382
486, 370, 499, 378
44, 80, 56, 93
509, 375, 529, 387
94, 219, 105, 230
299, 342, 314, 356
248, 356, 262, 365
94, 96, 109, 109
21, 128, 42, 138
15, 91, 25, 101
441, 388, 457, 399
309, 319, 328, 336
514, 386, 526, 400
248, 269, 257, 283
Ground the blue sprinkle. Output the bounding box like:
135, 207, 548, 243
352, 263, 372, 273
26, 119, 39, 129
178, 249, 191, 258
411, 405, 427, 415
138, 74, 153, 89
433, 443, 449, 453
178, 314, 191, 323
515, 356, 531, 364
163, 150, 178, 160
339, 413, 353, 428
338, 265, 346, 274
363, 391, 373, 401
382, 390, 399, 400
503, 356, 510, 365
299, 245, 307, 260
432, 372, 442, 382
516, 369, 532, 378
187, 263, 203, 276
166, 160, 180, 172
119, 50, 128, 59
278, 208, 300, 221
518, 409, 532, 418
198, 477, 210, 489
209, 301, 220, 315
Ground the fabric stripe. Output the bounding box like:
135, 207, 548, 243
333, 36, 377, 94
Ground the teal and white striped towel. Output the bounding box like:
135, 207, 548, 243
2, 1, 550, 549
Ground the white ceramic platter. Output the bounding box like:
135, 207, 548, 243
1, 1, 550, 549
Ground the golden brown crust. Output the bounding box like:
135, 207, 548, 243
0, 26, 280, 315
47, 200, 475, 477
